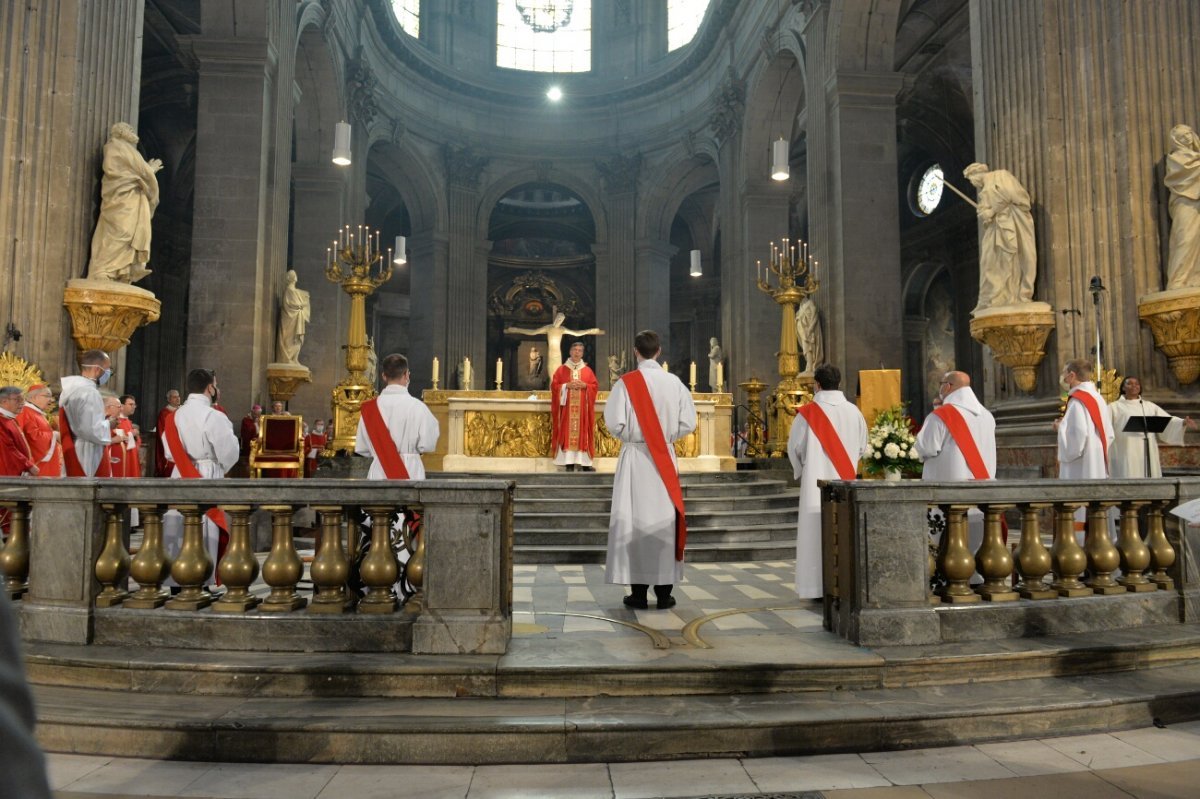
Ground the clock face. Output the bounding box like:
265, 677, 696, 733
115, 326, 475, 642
916, 164, 944, 215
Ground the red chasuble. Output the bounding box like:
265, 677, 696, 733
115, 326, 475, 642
795, 402, 858, 480
17, 405, 61, 478
118, 417, 141, 477
154, 406, 176, 477
1069, 390, 1110, 471
931, 405, 991, 480
358, 398, 410, 479
550, 361, 599, 457
620, 370, 688, 561
304, 431, 327, 477
0, 415, 35, 477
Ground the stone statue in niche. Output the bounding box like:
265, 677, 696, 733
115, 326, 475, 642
1165, 124, 1200, 290
276, 270, 311, 366
86, 122, 162, 284
504, 308, 604, 376
964, 162, 1037, 313
795, 296, 824, 374
707, 338, 723, 391
607, 351, 627, 387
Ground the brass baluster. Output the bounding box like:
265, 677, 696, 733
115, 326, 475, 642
976, 504, 1017, 601
400, 505, 425, 610
0, 501, 31, 599
126, 504, 171, 608
1085, 501, 1124, 594
938, 505, 979, 603
1015, 503, 1055, 599
1116, 501, 1155, 592
309, 505, 352, 613
1051, 502, 1090, 596
1146, 501, 1176, 590
259, 505, 306, 612
94, 504, 131, 607
166, 505, 214, 610
358, 505, 398, 613
213, 506, 260, 612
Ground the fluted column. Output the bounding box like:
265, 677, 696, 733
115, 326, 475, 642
444, 147, 489, 372
0, 0, 144, 375
597, 155, 641, 359
408, 231, 449, 393
634, 241, 676, 353
971, 0, 1200, 399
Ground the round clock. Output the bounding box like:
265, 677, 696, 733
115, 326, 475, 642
916, 164, 944, 215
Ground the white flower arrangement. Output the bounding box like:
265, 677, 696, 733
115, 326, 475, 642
864, 404, 922, 477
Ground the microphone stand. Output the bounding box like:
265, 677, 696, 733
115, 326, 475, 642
1140, 398, 1152, 478
1090, 281, 1104, 378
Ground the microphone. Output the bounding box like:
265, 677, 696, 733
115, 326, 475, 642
1089, 275, 1105, 303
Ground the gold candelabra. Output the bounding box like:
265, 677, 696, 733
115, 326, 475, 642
324, 225, 394, 453
755, 238, 819, 457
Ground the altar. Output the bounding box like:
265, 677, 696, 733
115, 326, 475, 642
420, 390, 735, 473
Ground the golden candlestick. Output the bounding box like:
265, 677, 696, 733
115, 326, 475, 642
324, 225, 394, 454
737, 377, 768, 458
755, 238, 818, 457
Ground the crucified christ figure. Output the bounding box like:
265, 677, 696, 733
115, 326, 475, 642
505, 309, 605, 376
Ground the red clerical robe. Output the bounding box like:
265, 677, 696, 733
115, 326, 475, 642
118, 417, 141, 477
550, 360, 599, 460
154, 405, 177, 477
304, 431, 326, 477
239, 414, 258, 456
0, 414, 35, 476
17, 405, 62, 477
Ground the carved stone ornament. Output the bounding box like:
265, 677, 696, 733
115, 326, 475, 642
709, 70, 746, 145
968, 303, 1055, 393
443, 144, 490, 188
347, 59, 378, 127
488, 271, 582, 319
266, 362, 313, 403
595, 153, 642, 194
62, 278, 161, 355
1138, 288, 1200, 384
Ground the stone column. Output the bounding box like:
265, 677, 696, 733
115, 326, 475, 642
597, 156, 641, 361
971, 0, 1200, 399
443, 147, 489, 372
0, 0, 144, 376
185, 35, 278, 415
634, 240, 676, 354
408, 231, 449, 393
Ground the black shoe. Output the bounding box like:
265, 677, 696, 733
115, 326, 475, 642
582, 466, 595, 472
566, 464, 576, 472
656, 595, 677, 610
622, 594, 648, 610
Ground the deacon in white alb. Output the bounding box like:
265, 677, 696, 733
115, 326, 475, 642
1108, 375, 1195, 478
355, 353, 439, 480
1056, 359, 1113, 480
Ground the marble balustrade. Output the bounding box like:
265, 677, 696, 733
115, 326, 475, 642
821, 478, 1200, 647
0, 478, 513, 655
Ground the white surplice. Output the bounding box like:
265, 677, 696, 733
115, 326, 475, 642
786, 390, 868, 599
1057, 382, 1114, 479
58, 375, 111, 477
354, 384, 439, 480
1109, 397, 1185, 478
162, 393, 241, 576
604, 359, 697, 586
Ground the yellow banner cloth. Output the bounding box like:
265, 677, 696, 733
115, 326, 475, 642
857, 369, 901, 426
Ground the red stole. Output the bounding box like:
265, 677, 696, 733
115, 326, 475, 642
359, 398, 411, 480
59, 408, 110, 477
1069, 390, 1109, 470
621, 370, 688, 561
932, 405, 991, 480
162, 412, 229, 533
796, 402, 857, 480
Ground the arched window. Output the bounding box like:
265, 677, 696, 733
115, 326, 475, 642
392, 0, 420, 38
496, 0, 592, 73
667, 0, 710, 52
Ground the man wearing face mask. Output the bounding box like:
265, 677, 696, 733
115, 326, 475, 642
58, 349, 114, 477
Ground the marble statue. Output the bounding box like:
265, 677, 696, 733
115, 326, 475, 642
1165, 124, 1200, 290
528, 346, 544, 379
86, 122, 162, 283
964, 162, 1037, 313
276, 270, 311, 365
795, 297, 824, 374
505, 308, 604, 376
366, 336, 378, 383
707, 338, 723, 390
607, 351, 627, 386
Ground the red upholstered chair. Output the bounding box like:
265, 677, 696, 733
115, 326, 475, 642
249, 415, 304, 478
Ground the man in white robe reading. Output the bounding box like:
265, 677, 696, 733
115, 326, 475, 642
355, 353, 439, 481
787, 364, 868, 600
1109, 375, 1195, 478
162, 369, 240, 588
1056, 359, 1113, 480
605, 330, 697, 610
916, 371, 996, 557
58, 349, 114, 477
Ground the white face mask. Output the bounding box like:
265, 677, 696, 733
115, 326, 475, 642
97, 368, 112, 386
1059, 375, 1071, 392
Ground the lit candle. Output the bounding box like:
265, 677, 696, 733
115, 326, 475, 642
757, 259, 762, 283
464, 357, 471, 386
496, 357, 503, 385
689, 361, 697, 386
716, 362, 724, 390
432, 356, 439, 384
663, 361, 669, 373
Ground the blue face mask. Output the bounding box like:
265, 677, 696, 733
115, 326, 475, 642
97, 368, 112, 386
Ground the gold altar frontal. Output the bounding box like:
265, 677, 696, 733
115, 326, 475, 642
421, 390, 736, 473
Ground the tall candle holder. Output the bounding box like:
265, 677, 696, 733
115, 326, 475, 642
755, 238, 819, 457
323, 225, 394, 453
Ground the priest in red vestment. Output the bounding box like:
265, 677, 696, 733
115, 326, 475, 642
154, 389, 181, 477
0, 387, 36, 477
103, 396, 129, 477
118, 394, 142, 477
304, 418, 327, 477
17, 384, 62, 478
549, 341, 599, 471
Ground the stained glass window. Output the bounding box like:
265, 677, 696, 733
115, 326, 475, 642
497, 0, 592, 73
393, 0, 420, 38
668, 0, 710, 52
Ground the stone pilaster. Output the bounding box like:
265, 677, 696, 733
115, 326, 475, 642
634, 240, 676, 356
408, 232, 449, 393
443, 146, 489, 371
596, 154, 641, 365
0, 0, 144, 376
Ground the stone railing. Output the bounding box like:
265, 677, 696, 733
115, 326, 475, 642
821, 478, 1200, 647
0, 478, 513, 654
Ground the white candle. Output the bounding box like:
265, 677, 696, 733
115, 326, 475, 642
663, 361, 669, 373
464, 357, 471, 386
431, 357, 439, 384
716, 362, 723, 390
496, 358, 503, 385
689, 361, 697, 386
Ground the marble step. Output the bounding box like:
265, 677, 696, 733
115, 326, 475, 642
514, 540, 796, 563
30, 661, 1200, 765
516, 525, 795, 547
514, 494, 797, 514
515, 509, 798, 532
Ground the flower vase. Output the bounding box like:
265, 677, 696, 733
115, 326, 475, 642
884, 468, 902, 482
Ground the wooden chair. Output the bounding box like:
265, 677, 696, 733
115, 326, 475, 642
249, 415, 304, 478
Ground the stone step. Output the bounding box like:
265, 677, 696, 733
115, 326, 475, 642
514, 494, 797, 514
515, 526, 795, 548
514, 540, 797, 563
515, 509, 798, 532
